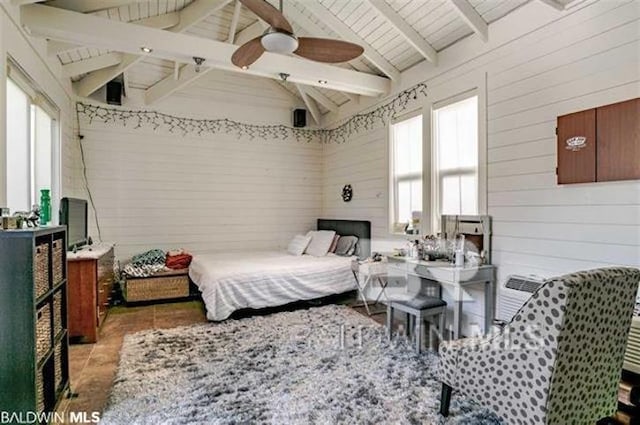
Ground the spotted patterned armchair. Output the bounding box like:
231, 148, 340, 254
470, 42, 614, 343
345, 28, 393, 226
438, 267, 640, 425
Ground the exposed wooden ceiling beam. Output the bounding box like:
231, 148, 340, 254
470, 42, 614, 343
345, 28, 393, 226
226, 0, 242, 43
42, 0, 148, 13
449, 0, 488, 42
537, 0, 567, 11
47, 11, 181, 56
10, 0, 44, 5
301, 1, 400, 81
234, 19, 268, 46
146, 65, 214, 105
50, 0, 233, 97
296, 84, 320, 125
366, 0, 437, 64
62, 52, 122, 76
22, 4, 389, 97
145, 2, 294, 106
303, 86, 338, 113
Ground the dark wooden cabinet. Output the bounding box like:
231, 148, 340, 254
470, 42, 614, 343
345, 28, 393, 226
68, 244, 115, 343
557, 108, 597, 184
0, 227, 70, 421
557, 97, 640, 184
596, 98, 640, 182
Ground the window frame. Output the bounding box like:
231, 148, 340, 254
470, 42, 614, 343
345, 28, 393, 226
427, 76, 487, 233
386, 73, 487, 237
432, 92, 480, 226
5, 59, 61, 221
388, 109, 428, 235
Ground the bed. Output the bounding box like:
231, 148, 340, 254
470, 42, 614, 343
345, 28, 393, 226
189, 219, 371, 321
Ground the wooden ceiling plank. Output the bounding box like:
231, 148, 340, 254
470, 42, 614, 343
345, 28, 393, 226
303, 86, 339, 113
366, 0, 437, 64
449, 0, 489, 42
537, 0, 567, 11
42, 0, 149, 13
301, 1, 401, 81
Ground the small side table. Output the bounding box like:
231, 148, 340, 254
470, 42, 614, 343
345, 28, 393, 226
351, 259, 389, 315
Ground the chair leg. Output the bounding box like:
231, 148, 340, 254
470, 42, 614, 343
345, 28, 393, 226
440, 383, 452, 417
415, 316, 422, 353
439, 311, 446, 347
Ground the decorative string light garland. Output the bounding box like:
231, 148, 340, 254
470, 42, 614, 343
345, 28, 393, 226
75, 82, 428, 144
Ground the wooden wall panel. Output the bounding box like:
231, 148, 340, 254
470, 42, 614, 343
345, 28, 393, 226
321, 0, 640, 326
597, 98, 640, 182
556, 108, 596, 184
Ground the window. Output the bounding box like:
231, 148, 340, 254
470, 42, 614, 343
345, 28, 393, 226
5, 68, 59, 216
390, 114, 422, 233
432, 95, 479, 225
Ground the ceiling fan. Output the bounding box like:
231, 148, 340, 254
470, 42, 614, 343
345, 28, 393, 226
231, 0, 365, 69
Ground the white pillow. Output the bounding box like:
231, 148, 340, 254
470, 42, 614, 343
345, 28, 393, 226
305, 230, 336, 256
287, 234, 312, 256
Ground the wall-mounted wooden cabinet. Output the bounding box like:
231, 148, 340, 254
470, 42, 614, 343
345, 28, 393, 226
557, 98, 639, 185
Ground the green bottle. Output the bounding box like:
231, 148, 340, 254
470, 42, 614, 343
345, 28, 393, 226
40, 189, 51, 226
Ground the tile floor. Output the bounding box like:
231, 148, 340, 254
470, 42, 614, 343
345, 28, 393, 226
59, 301, 208, 418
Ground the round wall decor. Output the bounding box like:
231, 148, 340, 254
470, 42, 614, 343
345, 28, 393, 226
342, 184, 353, 202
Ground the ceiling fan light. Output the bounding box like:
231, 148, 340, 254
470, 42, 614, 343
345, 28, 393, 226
261, 31, 298, 54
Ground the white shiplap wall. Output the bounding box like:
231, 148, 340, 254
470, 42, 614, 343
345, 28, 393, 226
322, 0, 640, 329
79, 88, 320, 260
0, 4, 86, 211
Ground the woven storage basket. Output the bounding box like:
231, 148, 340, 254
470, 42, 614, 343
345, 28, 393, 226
52, 239, 64, 285
35, 243, 49, 299
54, 343, 63, 392
36, 303, 51, 361
36, 368, 45, 414
53, 290, 63, 337
126, 270, 189, 302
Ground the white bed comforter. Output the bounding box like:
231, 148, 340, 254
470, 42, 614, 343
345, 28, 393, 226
189, 251, 356, 321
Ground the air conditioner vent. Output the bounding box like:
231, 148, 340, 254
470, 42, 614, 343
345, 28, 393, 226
504, 275, 545, 294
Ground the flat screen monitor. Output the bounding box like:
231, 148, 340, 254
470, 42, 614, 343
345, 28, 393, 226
60, 198, 88, 250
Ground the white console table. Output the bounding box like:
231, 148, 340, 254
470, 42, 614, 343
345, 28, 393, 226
388, 256, 496, 339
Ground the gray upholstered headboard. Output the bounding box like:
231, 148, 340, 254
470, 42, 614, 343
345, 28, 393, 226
317, 219, 371, 260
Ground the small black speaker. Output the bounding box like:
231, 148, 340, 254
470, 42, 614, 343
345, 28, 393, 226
106, 81, 122, 105
293, 109, 306, 128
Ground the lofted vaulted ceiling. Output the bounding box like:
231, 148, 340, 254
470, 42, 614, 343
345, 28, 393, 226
15, 0, 573, 119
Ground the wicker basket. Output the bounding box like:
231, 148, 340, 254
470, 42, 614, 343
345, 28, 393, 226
35, 243, 49, 299
36, 303, 51, 361
52, 239, 64, 285
125, 270, 190, 302
53, 290, 63, 337
36, 368, 45, 414
54, 343, 63, 392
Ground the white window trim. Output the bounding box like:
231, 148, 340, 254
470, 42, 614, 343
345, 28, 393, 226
388, 109, 425, 235
5, 57, 61, 222
386, 72, 487, 237
427, 73, 488, 233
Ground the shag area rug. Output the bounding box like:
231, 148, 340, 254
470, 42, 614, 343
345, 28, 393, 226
101, 305, 502, 424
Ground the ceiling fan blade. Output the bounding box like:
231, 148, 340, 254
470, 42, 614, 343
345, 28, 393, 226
231, 36, 266, 68
294, 38, 364, 63
239, 0, 293, 33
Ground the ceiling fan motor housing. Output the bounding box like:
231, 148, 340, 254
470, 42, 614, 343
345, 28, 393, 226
261, 29, 299, 54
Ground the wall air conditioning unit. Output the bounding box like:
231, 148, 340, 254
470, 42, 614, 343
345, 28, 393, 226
497, 274, 546, 322
624, 317, 640, 374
